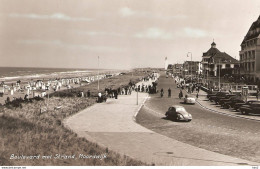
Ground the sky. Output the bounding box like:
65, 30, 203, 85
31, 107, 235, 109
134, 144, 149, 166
0, 0, 260, 69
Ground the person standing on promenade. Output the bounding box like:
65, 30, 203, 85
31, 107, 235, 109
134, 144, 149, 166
160, 88, 164, 97
87, 90, 90, 97
179, 90, 183, 99
256, 88, 259, 100
168, 88, 171, 98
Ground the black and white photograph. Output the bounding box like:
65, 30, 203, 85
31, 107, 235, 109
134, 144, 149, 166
0, 0, 260, 168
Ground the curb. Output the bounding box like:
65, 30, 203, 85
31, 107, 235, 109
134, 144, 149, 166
133, 94, 149, 122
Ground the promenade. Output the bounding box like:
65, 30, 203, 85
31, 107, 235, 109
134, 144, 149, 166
64, 90, 260, 165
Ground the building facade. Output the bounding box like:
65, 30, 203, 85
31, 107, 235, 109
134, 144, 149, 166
172, 64, 183, 77
166, 64, 173, 74
201, 42, 239, 80
239, 15, 260, 84
182, 61, 202, 78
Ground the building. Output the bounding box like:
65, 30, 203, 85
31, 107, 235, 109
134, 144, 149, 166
172, 64, 183, 77
182, 61, 202, 78
166, 64, 173, 74
201, 42, 239, 79
239, 15, 260, 84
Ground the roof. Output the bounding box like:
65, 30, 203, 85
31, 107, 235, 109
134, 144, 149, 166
241, 15, 260, 45
213, 52, 239, 63
203, 47, 220, 56
211, 42, 216, 46
203, 42, 238, 63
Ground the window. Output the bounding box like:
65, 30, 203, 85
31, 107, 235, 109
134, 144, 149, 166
226, 64, 230, 68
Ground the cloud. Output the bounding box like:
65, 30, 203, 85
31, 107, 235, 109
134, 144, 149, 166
118, 7, 187, 20
9, 13, 93, 21
134, 28, 173, 40
183, 27, 208, 38
119, 7, 136, 17
77, 31, 125, 37
16, 39, 125, 52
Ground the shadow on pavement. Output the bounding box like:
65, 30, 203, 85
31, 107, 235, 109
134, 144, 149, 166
161, 117, 189, 123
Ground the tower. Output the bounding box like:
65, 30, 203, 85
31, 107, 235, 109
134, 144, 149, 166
164, 57, 168, 70
211, 40, 216, 48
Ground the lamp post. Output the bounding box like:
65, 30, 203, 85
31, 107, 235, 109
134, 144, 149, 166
98, 56, 100, 91
207, 59, 209, 88
187, 52, 192, 80
218, 59, 221, 91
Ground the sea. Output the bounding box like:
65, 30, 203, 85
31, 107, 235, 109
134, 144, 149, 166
0, 67, 102, 82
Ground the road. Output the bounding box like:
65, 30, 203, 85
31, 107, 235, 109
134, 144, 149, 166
136, 73, 260, 163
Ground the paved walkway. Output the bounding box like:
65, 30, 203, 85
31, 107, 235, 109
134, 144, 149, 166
64, 91, 260, 166
185, 89, 260, 121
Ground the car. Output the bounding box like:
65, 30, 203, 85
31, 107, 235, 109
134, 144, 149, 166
184, 96, 196, 104
210, 93, 235, 104
165, 105, 192, 121
207, 91, 219, 98
208, 92, 228, 102
239, 103, 260, 115
218, 95, 241, 106
221, 98, 244, 109
215, 94, 236, 104
233, 100, 260, 111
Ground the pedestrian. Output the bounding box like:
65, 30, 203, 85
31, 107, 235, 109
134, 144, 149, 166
196, 92, 199, 99
97, 92, 102, 103
168, 88, 171, 97
160, 88, 164, 98
125, 87, 128, 95
179, 90, 183, 99
257, 89, 259, 101
87, 90, 90, 97
114, 90, 118, 99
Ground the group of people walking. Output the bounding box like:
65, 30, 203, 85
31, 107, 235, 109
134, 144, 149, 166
160, 88, 172, 98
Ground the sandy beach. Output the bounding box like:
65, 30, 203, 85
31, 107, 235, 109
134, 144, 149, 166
0, 69, 124, 105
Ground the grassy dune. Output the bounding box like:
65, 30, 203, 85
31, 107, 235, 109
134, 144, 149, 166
0, 69, 153, 166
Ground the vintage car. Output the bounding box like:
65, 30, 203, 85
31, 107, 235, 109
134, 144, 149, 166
239, 103, 260, 115
165, 105, 192, 122
184, 95, 196, 104
221, 97, 244, 109
233, 100, 260, 111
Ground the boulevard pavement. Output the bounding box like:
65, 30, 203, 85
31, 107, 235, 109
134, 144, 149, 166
64, 90, 260, 165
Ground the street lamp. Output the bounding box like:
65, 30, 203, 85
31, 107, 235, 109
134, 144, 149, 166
98, 56, 100, 91
187, 52, 192, 80
218, 59, 221, 91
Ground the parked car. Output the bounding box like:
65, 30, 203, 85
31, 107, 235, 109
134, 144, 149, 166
218, 95, 241, 107
221, 98, 244, 109
207, 91, 219, 98
233, 100, 260, 111
184, 95, 196, 104
239, 103, 260, 115
165, 105, 192, 122
208, 92, 228, 102
211, 93, 235, 104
